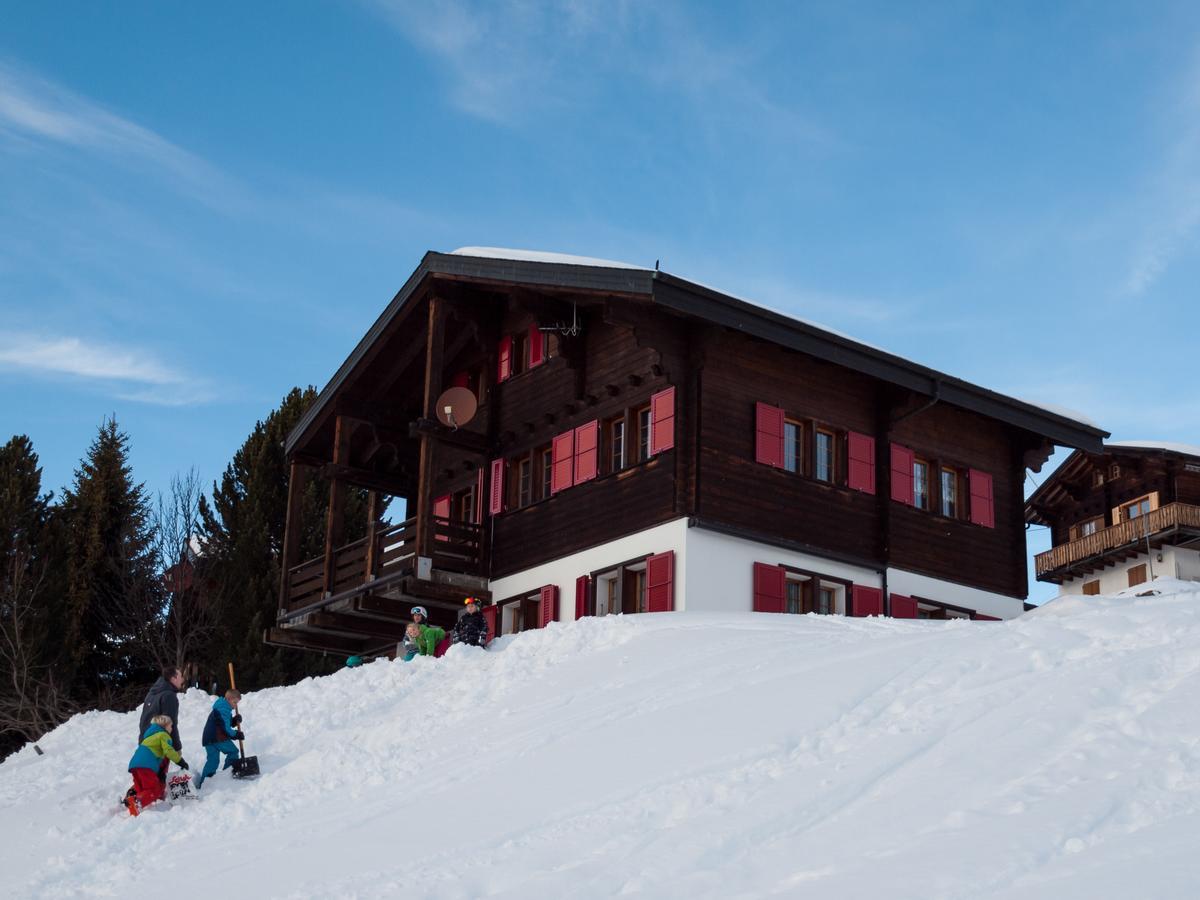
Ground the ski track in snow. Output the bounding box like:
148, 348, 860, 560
3, 584, 1200, 897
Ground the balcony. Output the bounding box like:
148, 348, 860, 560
1035, 501, 1200, 582
267, 515, 487, 656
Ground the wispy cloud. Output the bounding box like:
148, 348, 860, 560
0, 60, 243, 211
363, 0, 831, 146
1123, 49, 1200, 296
0, 333, 215, 406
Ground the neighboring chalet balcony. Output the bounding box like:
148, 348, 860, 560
1035, 501, 1200, 583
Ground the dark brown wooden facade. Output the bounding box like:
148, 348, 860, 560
1026, 444, 1200, 585
266, 251, 1106, 656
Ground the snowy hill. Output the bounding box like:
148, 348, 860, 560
3, 583, 1200, 898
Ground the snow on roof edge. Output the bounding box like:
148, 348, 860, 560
450, 247, 649, 271
1106, 440, 1200, 459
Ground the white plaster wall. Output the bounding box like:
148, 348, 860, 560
1164, 546, 1200, 582
683, 526, 882, 614
1058, 551, 1163, 596
886, 567, 1024, 619
487, 518, 691, 623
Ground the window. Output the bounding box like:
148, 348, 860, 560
625, 566, 647, 613
539, 446, 553, 500
783, 421, 803, 474
1128, 564, 1147, 588
1082, 580, 1101, 595
510, 331, 527, 376
1069, 516, 1104, 540
940, 467, 959, 518
456, 486, 476, 524
913, 459, 930, 510
1122, 495, 1153, 522
517, 456, 533, 508
608, 416, 626, 472
636, 406, 651, 462
817, 586, 835, 615
1091, 470, 1105, 488
785, 580, 802, 614
815, 430, 835, 483
595, 575, 619, 616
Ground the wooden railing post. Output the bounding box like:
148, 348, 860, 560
278, 461, 310, 612
323, 415, 352, 595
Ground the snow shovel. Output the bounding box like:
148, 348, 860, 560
227, 662, 261, 778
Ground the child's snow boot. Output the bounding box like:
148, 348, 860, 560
123, 788, 141, 817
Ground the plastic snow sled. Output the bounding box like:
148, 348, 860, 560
169, 773, 196, 801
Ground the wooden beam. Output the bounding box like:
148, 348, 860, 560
364, 491, 380, 581
278, 461, 311, 612
415, 294, 445, 558
318, 462, 410, 496
323, 415, 353, 595
263, 626, 367, 655
306, 611, 409, 641
408, 417, 490, 454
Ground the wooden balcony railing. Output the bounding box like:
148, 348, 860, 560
284, 516, 482, 611
1035, 501, 1200, 577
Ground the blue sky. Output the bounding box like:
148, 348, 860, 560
2, 2, 1198, 601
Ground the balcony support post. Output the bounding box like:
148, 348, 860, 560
415, 294, 445, 562
278, 460, 311, 612
364, 490, 380, 582
323, 415, 353, 595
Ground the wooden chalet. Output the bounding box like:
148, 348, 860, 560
265, 247, 1107, 658
1025, 441, 1200, 594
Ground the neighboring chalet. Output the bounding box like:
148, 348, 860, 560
265, 248, 1106, 658
1026, 441, 1200, 594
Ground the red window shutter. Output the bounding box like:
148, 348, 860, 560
474, 467, 484, 523
575, 575, 591, 619
969, 469, 995, 528
488, 458, 505, 515
551, 431, 575, 494
754, 402, 785, 467
847, 431, 876, 494
890, 443, 914, 505
890, 593, 917, 618
481, 604, 497, 642
432, 494, 451, 543
497, 335, 513, 383
450, 370, 469, 389
649, 387, 676, 454
646, 551, 675, 612
852, 585, 882, 617
539, 584, 559, 627
528, 324, 545, 368
574, 420, 599, 484
752, 562, 786, 613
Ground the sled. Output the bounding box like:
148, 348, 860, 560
168, 773, 196, 801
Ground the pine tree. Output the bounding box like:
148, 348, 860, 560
199, 388, 377, 689
59, 418, 158, 705
0, 435, 72, 754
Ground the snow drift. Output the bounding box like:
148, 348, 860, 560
3, 581, 1200, 898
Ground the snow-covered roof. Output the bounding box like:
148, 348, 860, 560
451, 246, 647, 271
1106, 440, 1200, 459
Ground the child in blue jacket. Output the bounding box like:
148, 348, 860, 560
194, 690, 243, 790
126, 715, 187, 814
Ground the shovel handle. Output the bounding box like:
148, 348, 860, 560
227, 662, 245, 758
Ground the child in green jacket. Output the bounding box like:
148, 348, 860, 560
400, 622, 446, 661
125, 715, 187, 814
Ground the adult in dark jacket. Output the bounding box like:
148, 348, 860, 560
453, 597, 490, 647
138, 666, 184, 780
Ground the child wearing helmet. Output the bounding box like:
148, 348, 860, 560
453, 596, 490, 647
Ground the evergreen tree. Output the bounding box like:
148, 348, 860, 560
199, 387, 377, 689
0, 435, 72, 754
59, 418, 158, 705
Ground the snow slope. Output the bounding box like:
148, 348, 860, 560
4, 582, 1200, 898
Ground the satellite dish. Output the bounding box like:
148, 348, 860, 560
435, 386, 478, 429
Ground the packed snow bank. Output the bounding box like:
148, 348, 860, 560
4, 582, 1200, 898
